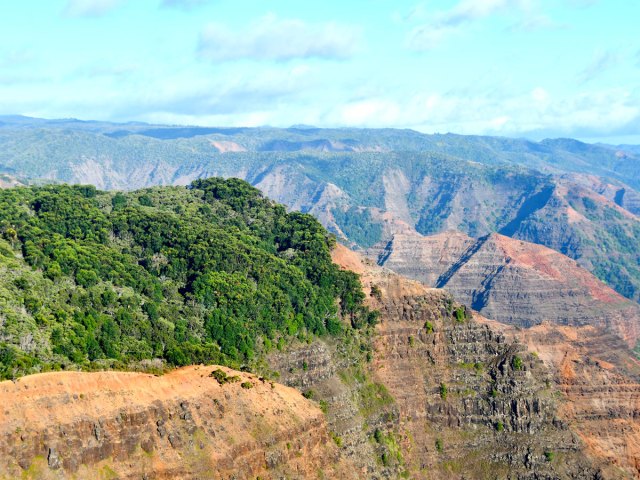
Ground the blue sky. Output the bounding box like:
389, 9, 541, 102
0, 0, 638, 143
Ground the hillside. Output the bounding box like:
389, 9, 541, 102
374, 231, 640, 348
0, 365, 353, 479
1, 118, 639, 303
1, 179, 638, 478
1, 116, 638, 189
0, 178, 373, 379
0, 174, 25, 189
0, 246, 613, 480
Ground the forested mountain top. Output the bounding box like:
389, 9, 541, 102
0, 178, 374, 379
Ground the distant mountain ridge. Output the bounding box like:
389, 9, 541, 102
1, 115, 639, 303
1, 115, 639, 187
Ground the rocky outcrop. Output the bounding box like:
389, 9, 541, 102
0, 174, 24, 188
0, 366, 353, 479
560, 173, 640, 216
482, 318, 640, 479
262, 245, 604, 479
374, 231, 640, 348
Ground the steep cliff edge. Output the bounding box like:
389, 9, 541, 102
2, 243, 636, 479
0, 366, 353, 479
261, 245, 604, 479
482, 318, 640, 479
374, 232, 640, 348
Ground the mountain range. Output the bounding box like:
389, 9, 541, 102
2, 121, 640, 477
1, 115, 639, 306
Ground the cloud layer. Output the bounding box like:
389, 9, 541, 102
198, 16, 360, 62
406, 0, 592, 51
63, 0, 123, 17
1, 0, 637, 144
161, 0, 208, 10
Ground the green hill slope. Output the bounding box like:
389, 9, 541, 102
0, 178, 373, 379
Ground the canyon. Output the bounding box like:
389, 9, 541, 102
1, 121, 639, 478
2, 119, 639, 303
373, 231, 640, 348
4, 245, 639, 478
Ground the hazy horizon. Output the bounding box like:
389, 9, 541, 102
1, 0, 639, 143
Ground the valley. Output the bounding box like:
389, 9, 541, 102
3, 0, 638, 477
4, 243, 639, 478
1, 121, 639, 478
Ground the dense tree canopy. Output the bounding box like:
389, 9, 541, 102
0, 178, 374, 379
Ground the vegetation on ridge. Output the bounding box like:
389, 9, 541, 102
0, 178, 375, 379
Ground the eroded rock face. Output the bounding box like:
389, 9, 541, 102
0, 366, 353, 479
374, 231, 640, 348
2, 244, 636, 479
262, 245, 605, 479
332, 245, 640, 479
485, 319, 640, 479
363, 263, 601, 479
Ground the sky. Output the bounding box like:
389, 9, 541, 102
0, 0, 639, 143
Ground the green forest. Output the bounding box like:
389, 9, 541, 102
0, 178, 375, 379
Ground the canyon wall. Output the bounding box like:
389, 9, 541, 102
374, 232, 640, 348
0, 366, 353, 479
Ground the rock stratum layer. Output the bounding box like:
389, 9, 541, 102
331, 245, 604, 479
375, 231, 640, 348
481, 317, 640, 479
0, 366, 351, 479
3, 244, 640, 479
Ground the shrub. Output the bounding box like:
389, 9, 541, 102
440, 383, 448, 400
512, 355, 523, 371
210, 369, 228, 384
435, 438, 443, 453
209, 369, 240, 385
370, 284, 382, 301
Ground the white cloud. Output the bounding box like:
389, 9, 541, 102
511, 14, 566, 31
340, 99, 401, 125
440, 0, 521, 27
531, 87, 550, 104
319, 86, 640, 142
63, 0, 124, 17
198, 15, 360, 62
406, 24, 457, 51
406, 0, 566, 50
407, 0, 524, 50
161, 0, 209, 10
578, 50, 619, 83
